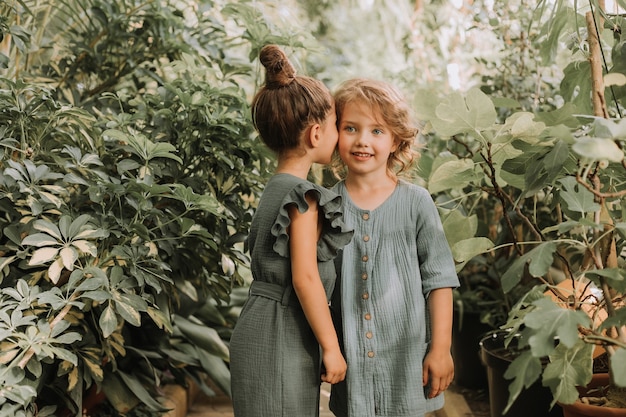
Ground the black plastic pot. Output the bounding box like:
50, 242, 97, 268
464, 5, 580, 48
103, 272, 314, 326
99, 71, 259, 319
451, 310, 491, 389
480, 331, 563, 417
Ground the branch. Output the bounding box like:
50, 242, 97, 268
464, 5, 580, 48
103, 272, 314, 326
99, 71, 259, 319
481, 143, 523, 255
575, 172, 626, 199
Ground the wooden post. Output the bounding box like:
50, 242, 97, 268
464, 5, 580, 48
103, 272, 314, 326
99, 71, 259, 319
586, 10, 608, 118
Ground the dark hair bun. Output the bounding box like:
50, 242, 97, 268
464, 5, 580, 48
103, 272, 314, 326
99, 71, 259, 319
260, 44, 296, 88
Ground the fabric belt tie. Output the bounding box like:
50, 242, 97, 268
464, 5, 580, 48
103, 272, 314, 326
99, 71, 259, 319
249, 281, 296, 307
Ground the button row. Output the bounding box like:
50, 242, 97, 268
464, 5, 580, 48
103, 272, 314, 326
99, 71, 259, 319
361, 213, 372, 358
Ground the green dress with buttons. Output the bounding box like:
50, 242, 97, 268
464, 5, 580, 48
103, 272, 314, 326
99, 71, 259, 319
329, 180, 459, 417
230, 173, 354, 417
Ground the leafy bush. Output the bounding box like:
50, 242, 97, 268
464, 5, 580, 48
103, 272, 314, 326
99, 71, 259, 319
0, 0, 307, 415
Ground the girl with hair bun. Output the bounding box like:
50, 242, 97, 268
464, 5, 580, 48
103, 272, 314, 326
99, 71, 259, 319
229, 45, 354, 417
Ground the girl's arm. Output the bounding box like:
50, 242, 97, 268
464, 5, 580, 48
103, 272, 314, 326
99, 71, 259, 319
422, 287, 455, 398
288, 192, 347, 384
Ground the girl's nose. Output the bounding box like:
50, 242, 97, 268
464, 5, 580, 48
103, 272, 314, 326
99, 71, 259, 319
355, 132, 368, 145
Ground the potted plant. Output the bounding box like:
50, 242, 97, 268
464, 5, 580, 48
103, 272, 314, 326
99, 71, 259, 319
415, 1, 626, 414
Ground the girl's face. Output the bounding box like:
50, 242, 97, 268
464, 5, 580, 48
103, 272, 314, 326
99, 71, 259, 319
337, 101, 397, 178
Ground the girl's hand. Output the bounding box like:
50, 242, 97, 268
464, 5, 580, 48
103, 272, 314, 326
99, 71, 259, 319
422, 349, 454, 398
321, 349, 347, 384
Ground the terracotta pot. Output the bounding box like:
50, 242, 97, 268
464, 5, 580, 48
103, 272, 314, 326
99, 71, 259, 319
560, 374, 626, 417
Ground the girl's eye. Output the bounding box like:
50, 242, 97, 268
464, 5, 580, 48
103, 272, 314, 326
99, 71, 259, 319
373, 128, 383, 135
344, 126, 356, 133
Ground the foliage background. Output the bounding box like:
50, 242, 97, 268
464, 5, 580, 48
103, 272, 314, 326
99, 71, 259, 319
1, 0, 626, 415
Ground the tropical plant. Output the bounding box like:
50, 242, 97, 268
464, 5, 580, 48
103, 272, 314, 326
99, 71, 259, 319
0, 0, 319, 415
415, 0, 626, 411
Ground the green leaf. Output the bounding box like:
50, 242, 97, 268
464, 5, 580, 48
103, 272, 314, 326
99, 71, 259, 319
558, 177, 600, 215
32, 220, 62, 240
572, 136, 624, 162
99, 304, 118, 339
586, 268, 625, 293
54, 332, 82, 344
533, 103, 580, 128
503, 351, 542, 414
102, 371, 153, 415
527, 243, 558, 278
601, 306, 626, 330
505, 112, 546, 143
197, 350, 231, 397
610, 347, 626, 387
501, 242, 557, 293
59, 247, 78, 270
66, 214, 91, 239
593, 117, 626, 140
451, 237, 495, 263
605, 73, 626, 87
117, 293, 148, 312
441, 210, 477, 248
28, 247, 59, 265
21, 233, 59, 247
58, 216, 72, 240
170, 185, 222, 214
110, 129, 183, 164
48, 258, 64, 284
113, 295, 142, 327
525, 297, 590, 356
543, 341, 593, 405
543, 140, 570, 173
427, 159, 476, 194
108, 371, 165, 412
561, 60, 593, 114
174, 315, 229, 361
430, 88, 497, 138
146, 307, 173, 333
71, 240, 97, 256
193, 301, 227, 327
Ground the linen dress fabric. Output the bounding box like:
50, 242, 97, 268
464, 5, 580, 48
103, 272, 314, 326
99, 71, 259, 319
329, 180, 459, 417
230, 173, 354, 417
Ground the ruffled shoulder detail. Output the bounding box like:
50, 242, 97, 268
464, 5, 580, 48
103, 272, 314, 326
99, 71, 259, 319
272, 181, 354, 261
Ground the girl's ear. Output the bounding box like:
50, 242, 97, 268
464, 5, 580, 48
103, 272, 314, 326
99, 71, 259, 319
391, 138, 400, 153
308, 123, 322, 149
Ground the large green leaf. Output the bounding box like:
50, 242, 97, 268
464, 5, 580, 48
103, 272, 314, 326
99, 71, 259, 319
502, 351, 542, 414
525, 298, 590, 356
572, 136, 624, 162
558, 177, 601, 215
543, 341, 594, 405
501, 112, 546, 144
430, 88, 497, 138
501, 242, 558, 293
113, 294, 142, 327
451, 237, 495, 264
560, 60, 593, 114
441, 210, 477, 248
427, 159, 477, 194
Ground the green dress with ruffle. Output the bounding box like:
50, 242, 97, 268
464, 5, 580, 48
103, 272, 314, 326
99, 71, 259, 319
230, 173, 354, 417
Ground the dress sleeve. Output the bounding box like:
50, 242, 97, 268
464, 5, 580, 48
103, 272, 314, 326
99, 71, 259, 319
414, 187, 460, 293
271, 182, 354, 261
